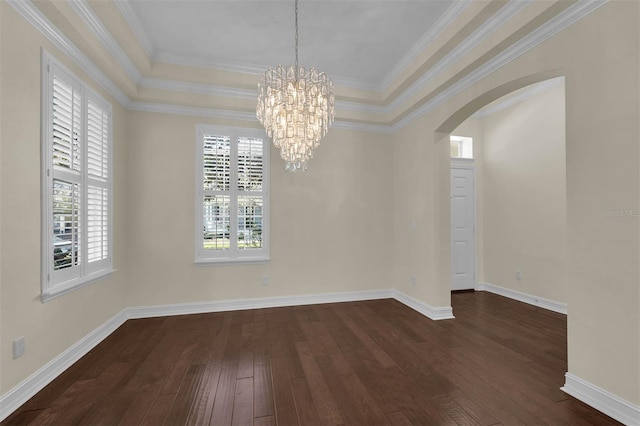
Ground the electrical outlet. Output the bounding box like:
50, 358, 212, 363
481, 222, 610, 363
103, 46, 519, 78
13, 337, 25, 359
516, 270, 522, 281
261, 275, 270, 286
410, 275, 417, 286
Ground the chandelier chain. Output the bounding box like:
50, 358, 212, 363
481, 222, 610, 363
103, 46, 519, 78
294, 0, 299, 74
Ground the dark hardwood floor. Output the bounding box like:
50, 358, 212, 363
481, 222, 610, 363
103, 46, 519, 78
3, 292, 619, 425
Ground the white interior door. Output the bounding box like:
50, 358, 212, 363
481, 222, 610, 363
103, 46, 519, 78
451, 167, 475, 291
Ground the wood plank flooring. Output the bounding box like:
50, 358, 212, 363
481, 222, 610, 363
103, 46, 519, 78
3, 292, 620, 425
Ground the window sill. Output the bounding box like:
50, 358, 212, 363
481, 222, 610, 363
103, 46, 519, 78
194, 257, 270, 266
41, 268, 115, 303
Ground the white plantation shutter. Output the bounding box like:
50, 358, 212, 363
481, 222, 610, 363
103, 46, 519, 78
42, 52, 112, 300
238, 137, 263, 192
86, 97, 110, 268
52, 76, 82, 172
196, 125, 269, 263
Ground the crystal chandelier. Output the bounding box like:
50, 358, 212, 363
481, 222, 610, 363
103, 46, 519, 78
256, 0, 335, 172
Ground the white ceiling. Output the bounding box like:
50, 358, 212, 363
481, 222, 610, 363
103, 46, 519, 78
126, 0, 456, 87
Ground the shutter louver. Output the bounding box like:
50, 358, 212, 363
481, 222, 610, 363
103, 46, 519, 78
86, 97, 110, 264
52, 179, 81, 270
87, 100, 109, 179
238, 137, 263, 192
52, 76, 81, 172
87, 186, 108, 262
203, 135, 231, 191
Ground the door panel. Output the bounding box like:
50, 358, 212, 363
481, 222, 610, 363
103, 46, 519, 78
451, 167, 475, 290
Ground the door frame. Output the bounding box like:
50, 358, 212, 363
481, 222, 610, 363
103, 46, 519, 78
451, 158, 477, 291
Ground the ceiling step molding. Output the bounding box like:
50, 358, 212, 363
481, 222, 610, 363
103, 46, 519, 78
6, 0, 130, 106
113, 0, 154, 57
379, 0, 472, 92
7, 0, 607, 135
138, 78, 257, 100
68, 0, 142, 83
392, 0, 608, 131
387, 0, 532, 114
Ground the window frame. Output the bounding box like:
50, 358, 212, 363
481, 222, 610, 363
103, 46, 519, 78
195, 124, 270, 264
41, 51, 113, 302
450, 135, 474, 159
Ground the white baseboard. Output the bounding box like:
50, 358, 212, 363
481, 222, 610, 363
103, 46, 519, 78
0, 310, 127, 421
126, 289, 394, 319
393, 290, 455, 320
2, 287, 455, 421
475, 282, 567, 315
562, 373, 640, 425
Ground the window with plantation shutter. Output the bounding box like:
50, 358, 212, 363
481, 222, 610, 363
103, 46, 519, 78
196, 125, 269, 263
42, 52, 113, 301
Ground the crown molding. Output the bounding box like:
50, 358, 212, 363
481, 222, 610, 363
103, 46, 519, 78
138, 77, 257, 100
113, 0, 154, 57
387, 0, 532, 114
393, 0, 608, 131
331, 120, 394, 134
128, 101, 393, 134
128, 102, 257, 122
6, 0, 130, 107
380, 0, 472, 91
68, 0, 141, 83
8, 0, 607, 135
152, 49, 267, 76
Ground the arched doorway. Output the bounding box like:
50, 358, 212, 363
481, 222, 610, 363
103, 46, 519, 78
434, 71, 566, 312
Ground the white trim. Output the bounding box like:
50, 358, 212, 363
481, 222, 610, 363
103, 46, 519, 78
0, 310, 127, 422
380, 0, 472, 91
0, 287, 456, 421
138, 77, 256, 100
68, 0, 142, 83
388, 0, 532, 114
113, 0, 154, 57
6, 0, 130, 107
127, 290, 394, 319
561, 373, 640, 426
129, 102, 257, 122
392, 290, 455, 320
331, 120, 394, 134
476, 282, 567, 315
128, 101, 394, 134
393, 0, 608, 130
8, 0, 605, 133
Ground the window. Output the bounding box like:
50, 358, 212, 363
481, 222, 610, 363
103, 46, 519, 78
450, 135, 473, 159
41, 52, 113, 301
195, 125, 269, 263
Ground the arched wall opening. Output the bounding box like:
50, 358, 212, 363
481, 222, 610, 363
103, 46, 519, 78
447, 76, 567, 309
433, 71, 566, 314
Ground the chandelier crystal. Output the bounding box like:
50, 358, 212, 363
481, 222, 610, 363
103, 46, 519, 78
256, 0, 334, 172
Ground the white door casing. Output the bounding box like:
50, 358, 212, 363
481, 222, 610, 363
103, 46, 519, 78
451, 165, 475, 291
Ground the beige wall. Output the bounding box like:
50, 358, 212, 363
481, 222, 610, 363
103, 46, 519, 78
1, 0, 638, 413
0, 3, 130, 393
458, 82, 567, 303
125, 112, 392, 307
393, 1, 639, 405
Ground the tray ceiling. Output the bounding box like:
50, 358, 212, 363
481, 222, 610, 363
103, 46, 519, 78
125, 0, 456, 87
